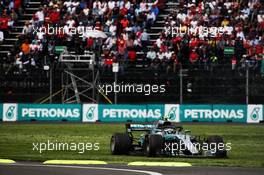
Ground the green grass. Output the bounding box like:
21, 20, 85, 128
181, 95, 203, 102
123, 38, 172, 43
0, 123, 264, 167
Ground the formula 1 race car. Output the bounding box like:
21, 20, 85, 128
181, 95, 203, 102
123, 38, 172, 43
110, 120, 227, 157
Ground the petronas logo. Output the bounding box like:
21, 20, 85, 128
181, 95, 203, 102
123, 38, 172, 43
6, 106, 15, 119
86, 106, 95, 120
168, 107, 178, 120
250, 107, 260, 121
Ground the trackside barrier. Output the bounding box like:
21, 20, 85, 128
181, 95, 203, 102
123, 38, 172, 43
247, 104, 263, 123
82, 104, 262, 123
180, 104, 247, 123
2, 103, 17, 122
2, 103, 82, 122
83, 104, 167, 123
1, 104, 263, 123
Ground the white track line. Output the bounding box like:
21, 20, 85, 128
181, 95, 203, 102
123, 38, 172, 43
0, 163, 163, 175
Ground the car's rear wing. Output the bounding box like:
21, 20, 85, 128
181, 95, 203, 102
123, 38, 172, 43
125, 123, 155, 132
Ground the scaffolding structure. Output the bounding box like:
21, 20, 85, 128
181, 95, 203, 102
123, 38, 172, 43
59, 51, 99, 103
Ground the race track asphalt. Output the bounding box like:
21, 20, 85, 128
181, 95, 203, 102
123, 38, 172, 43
1, 163, 264, 175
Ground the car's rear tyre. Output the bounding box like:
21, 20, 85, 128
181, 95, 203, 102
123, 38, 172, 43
110, 133, 131, 155
145, 134, 163, 157
207, 135, 227, 158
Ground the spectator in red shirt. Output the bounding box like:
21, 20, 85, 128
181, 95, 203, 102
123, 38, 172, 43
0, 13, 10, 31
189, 37, 200, 48
128, 49, 136, 62
255, 44, 263, 55
14, 0, 21, 11
103, 52, 115, 74
117, 35, 126, 56
86, 37, 94, 50
49, 9, 60, 25
189, 49, 199, 64
104, 54, 113, 65
120, 4, 128, 16
120, 17, 129, 30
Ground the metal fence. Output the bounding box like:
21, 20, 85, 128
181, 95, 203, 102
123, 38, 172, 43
1, 62, 264, 104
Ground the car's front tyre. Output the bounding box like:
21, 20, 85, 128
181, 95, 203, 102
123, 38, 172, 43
110, 133, 131, 155
144, 134, 163, 157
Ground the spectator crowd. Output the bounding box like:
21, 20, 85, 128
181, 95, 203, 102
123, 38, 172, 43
153, 0, 264, 74
12, 0, 162, 73
0, 0, 21, 42
0, 0, 263, 75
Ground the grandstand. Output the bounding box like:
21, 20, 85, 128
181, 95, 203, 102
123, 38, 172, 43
0, 0, 263, 104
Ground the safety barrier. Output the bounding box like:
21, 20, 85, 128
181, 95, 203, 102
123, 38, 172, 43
1, 103, 263, 123
2, 103, 81, 122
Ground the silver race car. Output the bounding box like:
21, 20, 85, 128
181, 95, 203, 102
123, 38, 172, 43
110, 120, 227, 157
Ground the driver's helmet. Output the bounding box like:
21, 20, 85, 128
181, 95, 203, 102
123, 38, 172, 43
157, 120, 164, 128
163, 121, 172, 127
157, 119, 172, 128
